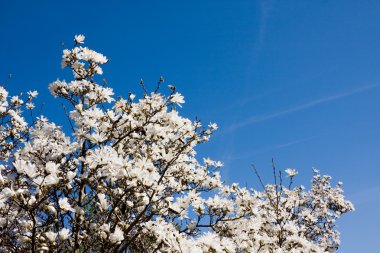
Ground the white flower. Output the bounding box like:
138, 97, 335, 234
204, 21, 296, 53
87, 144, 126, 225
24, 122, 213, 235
187, 221, 196, 231
14, 160, 38, 178
44, 173, 59, 185
75, 34, 85, 44
0, 174, 3, 186
170, 93, 185, 107
99, 223, 110, 232
0, 187, 14, 199
45, 162, 58, 174
28, 196, 36, 206
109, 226, 124, 244
98, 193, 109, 210
26, 102, 35, 109
285, 168, 298, 177
215, 161, 223, 168
10, 96, 23, 105
59, 228, 70, 240
87, 131, 107, 143
45, 231, 57, 242
27, 90, 38, 98
208, 123, 218, 130
13, 160, 27, 174
47, 204, 57, 215
67, 171, 76, 181
59, 197, 75, 212
0, 86, 8, 101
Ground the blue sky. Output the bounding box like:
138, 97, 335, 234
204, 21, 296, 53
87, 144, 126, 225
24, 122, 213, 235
1, 0, 380, 251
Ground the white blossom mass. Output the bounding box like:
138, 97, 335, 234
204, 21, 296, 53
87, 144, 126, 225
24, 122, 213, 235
0, 36, 354, 252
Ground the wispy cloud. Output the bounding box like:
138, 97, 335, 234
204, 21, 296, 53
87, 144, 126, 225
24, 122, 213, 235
223, 83, 380, 133
228, 136, 314, 161
347, 185, 380, 207
272, 136, 315, 149
255, 0, 274, 52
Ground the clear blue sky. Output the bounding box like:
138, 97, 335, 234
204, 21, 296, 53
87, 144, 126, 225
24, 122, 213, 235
1, 0, 379, 251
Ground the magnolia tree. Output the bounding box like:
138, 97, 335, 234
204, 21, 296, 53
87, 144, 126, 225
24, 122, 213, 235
0, 35, 354, 253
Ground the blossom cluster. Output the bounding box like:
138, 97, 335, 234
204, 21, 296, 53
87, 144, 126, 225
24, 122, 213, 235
0, 36, 353, 252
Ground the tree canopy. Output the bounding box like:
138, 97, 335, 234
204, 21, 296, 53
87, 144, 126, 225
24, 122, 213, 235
0, 36, 353, 253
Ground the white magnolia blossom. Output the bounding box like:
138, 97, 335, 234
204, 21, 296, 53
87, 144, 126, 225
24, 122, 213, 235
59, 197, 75, 213
285, 168, 298, 177
170, 92, 185, 107
0, 36, 353, 252
59, 228, 71, 240
45, 231, 57, 242
74, 34, 85, 44
110, 226, 124, 244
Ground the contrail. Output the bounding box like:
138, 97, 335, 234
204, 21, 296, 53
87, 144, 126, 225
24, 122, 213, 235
227, 136, 314, 161
255, 0, 274, 52
348, 185, 380, 206
223, 83, 380, 133
272, 136, 315, 149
